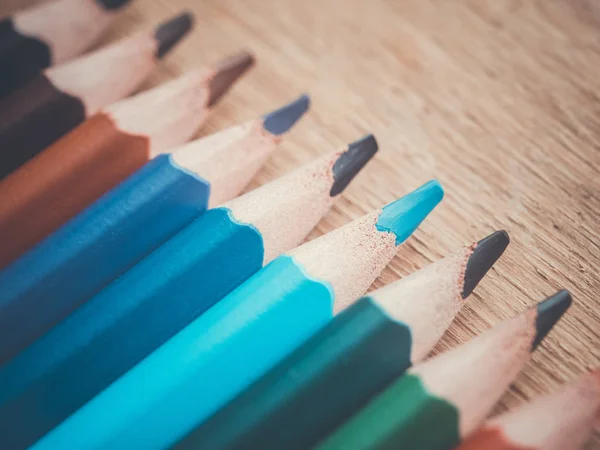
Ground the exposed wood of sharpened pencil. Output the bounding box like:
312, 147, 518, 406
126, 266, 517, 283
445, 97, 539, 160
317, 291, 573, 450
0, 50, 254, 269
0, 0, 132, 97
0, 94, 309, 366
27, 179, 442, 450
175, 93, 310, 207
174, 231, 510, 450
458, 370, 600, 450
4, 135, 375, 450
0, 12, 193, 178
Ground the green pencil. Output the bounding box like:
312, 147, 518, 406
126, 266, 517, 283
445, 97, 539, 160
317, 290, 572, 450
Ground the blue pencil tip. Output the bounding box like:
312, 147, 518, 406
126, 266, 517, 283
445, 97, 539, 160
263, 94, 310, 135
375, 180, 444, 245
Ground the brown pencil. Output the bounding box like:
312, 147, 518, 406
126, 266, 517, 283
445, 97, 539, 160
0, 12, 193, 178
458, 370, 600, 450
0, 51, 254, 268
0, 0, 132, 97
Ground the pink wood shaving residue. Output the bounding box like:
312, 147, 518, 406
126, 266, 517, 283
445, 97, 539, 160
288, 211, 398, 312
373, 245, 471, 362
224, 151, 341, 264
412, 309, 536, 438
173, 120, 278, 206
494, 370, 600, 450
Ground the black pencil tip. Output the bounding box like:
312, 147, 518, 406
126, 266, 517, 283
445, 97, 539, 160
330, 134, 378, 197
262, 94, 310, 136
462, 230, 510, 299
208, 51, 255, 107
532, 290, 572, 350
154, 12, 194, 59
96, 0, 132, 10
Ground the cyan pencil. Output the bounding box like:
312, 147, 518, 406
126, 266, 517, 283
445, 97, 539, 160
0, 135, 376, 450
174, 231, 510, 450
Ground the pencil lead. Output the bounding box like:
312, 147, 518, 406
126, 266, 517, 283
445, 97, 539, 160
532, 289, 572, 350
462, 230, 510, 298
208, 51, 256, 107
330, 134, 378, 196
97, 0, 132, 10
376, 180, 444, 245
262, 94, 310, 136
154, 12, 194, 59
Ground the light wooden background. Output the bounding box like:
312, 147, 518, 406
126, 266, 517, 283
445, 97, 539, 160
3, 0, 600, 446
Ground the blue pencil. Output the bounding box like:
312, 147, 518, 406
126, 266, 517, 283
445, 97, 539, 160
0, 95, 309, 365
30, 180, 443, 450
0, 134, 377, 449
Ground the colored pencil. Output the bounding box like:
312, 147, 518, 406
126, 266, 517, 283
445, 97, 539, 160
0, 0, 132, 97
0, 135, 376, 450
316, 290, 573, 450
458, 370, 600, 450
174, 230, 511, 450
0, 95, 309, 365
31, 179, 444, 450
0, 50, 254, 269
0, 12, 193, 178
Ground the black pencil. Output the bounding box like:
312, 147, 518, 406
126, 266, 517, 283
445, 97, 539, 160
0, 12, 192, 178
0, 0, 132, 97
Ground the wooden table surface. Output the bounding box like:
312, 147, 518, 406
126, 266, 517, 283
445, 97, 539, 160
4, 0, 600, 446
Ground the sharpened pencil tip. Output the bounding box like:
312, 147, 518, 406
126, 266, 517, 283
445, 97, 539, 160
462, 230, 510, 298
154, 12, 194, 59
262, 95, 310, 136
532, 290, 572, 350
208, 51, 255, 107
375, 180, 444, 245
97, 0, 132, 10
330, 134, 378, 197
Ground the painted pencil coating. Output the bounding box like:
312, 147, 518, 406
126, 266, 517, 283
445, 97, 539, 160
0, 0, 131, 96
29, 138, 381, 450
174, 231, 508, 450
7, 138, 368, 450
0, 52, 253, 269
0, 155, 209, 365
0, 95, 309, 363
458, 370, 600, 450
317, 291, 572, 450
0, 12, 193, 178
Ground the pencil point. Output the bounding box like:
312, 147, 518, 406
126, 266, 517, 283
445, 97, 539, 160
96, 0, 132, 10
154, 12, 194, 59
330, 134, 378, 197
262, 95, 310, 136
208, 51, 256, 107
376, 180, 444, 245
462, 230, 510, 298
532, 290, 572, 350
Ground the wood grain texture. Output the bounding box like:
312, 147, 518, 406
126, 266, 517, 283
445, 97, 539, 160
2, 0, 599, 447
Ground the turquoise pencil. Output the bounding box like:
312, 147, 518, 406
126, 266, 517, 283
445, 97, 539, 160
0, 135, 377, 449
31, 180, 444, 450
